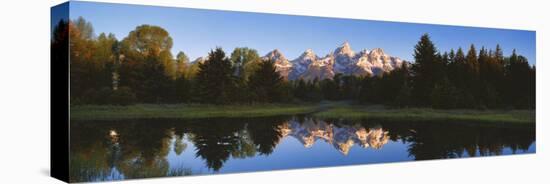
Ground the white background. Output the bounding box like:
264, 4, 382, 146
0, 0, 548, 183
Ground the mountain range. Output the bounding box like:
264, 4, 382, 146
191, 42, 404, 81
262, 42, 404, 80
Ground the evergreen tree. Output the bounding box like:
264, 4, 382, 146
174, 77, 191, 103
494, 44, 504, 63
332, 73, 344, 100
448, 48, 466, 89
448, 49, 456, 62
389, 62, 411, 107
478, 47, 502, 108
447, 47, 474, 108
305, 79, 323, 102
527, 66, 536, 109
380, 62, 410, 105
195, 48, 236, 104
320, 79, 339, 100
248, 59, 285, 103
340, 75, 361, 100
293, 79, 308, 101
504, 50, 534, 108
141, 55, 173, 103
358, 76, 378, 104
465, 45, 480, 105
441, 52, 450, 66
492, 44, 506, 104
411, 34, 444, 106
430, 77, 458, 109
394, 80, 411, 108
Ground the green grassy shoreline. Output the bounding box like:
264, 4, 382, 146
70, 103, 535, 124
313, 105, 535, 124
70, 104, 319, 121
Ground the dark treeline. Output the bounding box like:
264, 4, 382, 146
53, 17, 535, 109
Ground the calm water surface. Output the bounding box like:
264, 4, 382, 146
69, 116, 535, 182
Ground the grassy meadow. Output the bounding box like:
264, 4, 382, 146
70, 102, 535, 124
313, 104, 535, 124
70, 103, 319, 121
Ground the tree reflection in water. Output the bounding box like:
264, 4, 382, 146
69, 117, 535, 182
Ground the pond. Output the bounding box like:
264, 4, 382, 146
69, 116, 535, 182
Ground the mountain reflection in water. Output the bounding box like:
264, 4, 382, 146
69, 116, 535, 182
279, 119, 389, 154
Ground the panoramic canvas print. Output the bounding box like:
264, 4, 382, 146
51, 1, 535, 182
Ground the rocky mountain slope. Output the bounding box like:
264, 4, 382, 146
262, 42, 404, 80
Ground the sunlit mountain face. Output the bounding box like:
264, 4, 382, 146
255, 42, 404, 81
69, 117, 535, 182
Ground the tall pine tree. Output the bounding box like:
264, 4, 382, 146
411, 34, 443, 106
195, 48, 236, 104
248, 59, 285, 103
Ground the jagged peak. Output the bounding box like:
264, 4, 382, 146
194, 44, 404, 80
300, 48, 317, 59
265, 49, 285, 59
334, 41, 355, 57
272, 49, 283, 55
370, 48, 385, 55
264, 49, 290, 66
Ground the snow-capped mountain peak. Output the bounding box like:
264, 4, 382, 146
262, 49, 292, 79
288, 49, 319, 80
301, 49, 317, 60
264, 49, 287, 63
284, 43, 402, 79
369, 48, 385, 57
334, 41, 355, 58
193, 42, 403, 80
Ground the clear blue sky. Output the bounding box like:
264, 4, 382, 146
59, 1, 536, 65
